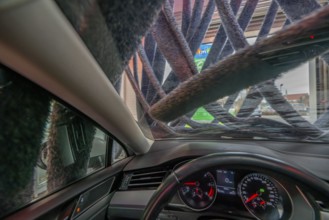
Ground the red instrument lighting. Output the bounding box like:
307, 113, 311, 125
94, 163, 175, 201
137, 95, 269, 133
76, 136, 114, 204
208, 187, 214, 197
184, 181, 197, 186
245, 193, 258, 204
310, 35, 315, 39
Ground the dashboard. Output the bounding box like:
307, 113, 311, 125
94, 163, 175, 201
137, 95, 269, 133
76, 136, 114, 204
108, 140, 329, 220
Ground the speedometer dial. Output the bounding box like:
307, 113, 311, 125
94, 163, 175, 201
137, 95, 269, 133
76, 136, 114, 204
239, 173, 282, 219
178, 172, 217, 211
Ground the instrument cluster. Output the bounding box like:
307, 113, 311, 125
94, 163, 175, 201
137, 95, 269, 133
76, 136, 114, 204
177, 169, 293, 220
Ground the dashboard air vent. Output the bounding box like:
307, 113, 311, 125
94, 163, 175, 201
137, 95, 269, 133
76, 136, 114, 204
120, 169, 168, 190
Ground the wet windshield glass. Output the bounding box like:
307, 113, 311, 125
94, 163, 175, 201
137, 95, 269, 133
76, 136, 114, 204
57, 0, 329, 142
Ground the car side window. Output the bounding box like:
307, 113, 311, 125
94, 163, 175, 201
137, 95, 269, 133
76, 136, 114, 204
111, 140, 127, 164
0, 66, 124, 218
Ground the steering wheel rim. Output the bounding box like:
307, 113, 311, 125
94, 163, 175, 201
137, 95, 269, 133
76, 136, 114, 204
142, 152, 329, 220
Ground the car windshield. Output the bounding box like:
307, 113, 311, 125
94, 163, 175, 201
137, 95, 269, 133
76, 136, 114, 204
57, 0, 329, 142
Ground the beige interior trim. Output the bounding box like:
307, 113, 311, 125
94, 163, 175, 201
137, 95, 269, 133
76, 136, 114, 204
0, 0, 35, 11
0, 0, 152, 154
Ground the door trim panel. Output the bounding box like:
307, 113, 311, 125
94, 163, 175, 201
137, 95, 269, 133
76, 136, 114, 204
5, 157, 133, 220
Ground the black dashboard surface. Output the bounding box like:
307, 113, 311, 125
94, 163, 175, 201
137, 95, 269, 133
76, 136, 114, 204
124, 139, 329, 181
108, 140, 329, 220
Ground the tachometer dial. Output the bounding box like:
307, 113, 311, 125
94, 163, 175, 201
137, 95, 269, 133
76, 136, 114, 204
178, 172, 217, 211
239, 173, 282, 219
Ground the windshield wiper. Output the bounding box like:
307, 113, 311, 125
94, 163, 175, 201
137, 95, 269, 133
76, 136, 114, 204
174, 124, 329, 142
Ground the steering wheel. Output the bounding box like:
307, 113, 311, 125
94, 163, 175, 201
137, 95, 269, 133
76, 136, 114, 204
142, 152, 329, 220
